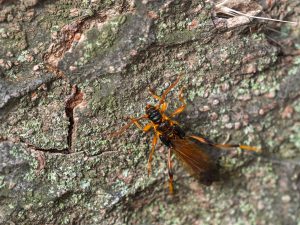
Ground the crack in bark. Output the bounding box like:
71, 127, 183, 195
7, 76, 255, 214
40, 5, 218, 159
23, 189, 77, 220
1, 138, 70, 155
1, 85, 84, 154
65, 85, 84, 153
0, 136, 69, 154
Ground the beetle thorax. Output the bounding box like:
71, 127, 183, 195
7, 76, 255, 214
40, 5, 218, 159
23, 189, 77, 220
145, 105, 162, 124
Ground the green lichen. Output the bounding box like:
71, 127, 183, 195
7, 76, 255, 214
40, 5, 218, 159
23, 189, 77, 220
6, 144, 39, 185
17, 50, 30, 62
289, 124, 300, 149
288, 56, 300, 76
75, 15, 127, 66
0, 80, 69, 149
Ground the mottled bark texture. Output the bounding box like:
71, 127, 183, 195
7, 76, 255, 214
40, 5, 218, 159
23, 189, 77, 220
0, 0, 300, 224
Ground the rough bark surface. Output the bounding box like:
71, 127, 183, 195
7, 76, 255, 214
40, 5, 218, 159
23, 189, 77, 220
0, 0, 300, 224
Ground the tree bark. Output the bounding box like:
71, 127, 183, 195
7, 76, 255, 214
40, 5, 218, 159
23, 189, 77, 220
1, 0, 300, 224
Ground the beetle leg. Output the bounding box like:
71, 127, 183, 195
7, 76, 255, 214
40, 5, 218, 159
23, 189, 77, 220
170, 87, 186, 117
214, 143, 261, 152
160, 102, 168, 113
189, 135, 213, 145
110, 115, 148, 137
130, 117, 145, 130
167, 148, 174, 194
143, 122, 153, 132
148, 88, 161, 101
159, 74, 183, 106
147, 133, 158, 176
189, 135, 261, 153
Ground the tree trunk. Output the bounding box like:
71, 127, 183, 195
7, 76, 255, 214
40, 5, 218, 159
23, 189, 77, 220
1, 0, 300, 224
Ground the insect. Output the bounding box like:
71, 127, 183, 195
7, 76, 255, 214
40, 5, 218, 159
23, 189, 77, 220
112, 74, 260, 194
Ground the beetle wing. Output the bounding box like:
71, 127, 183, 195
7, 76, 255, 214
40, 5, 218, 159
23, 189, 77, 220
171, 137, 220, 185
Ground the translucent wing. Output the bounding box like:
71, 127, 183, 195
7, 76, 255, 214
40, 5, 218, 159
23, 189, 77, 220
171, 137, 220, 185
